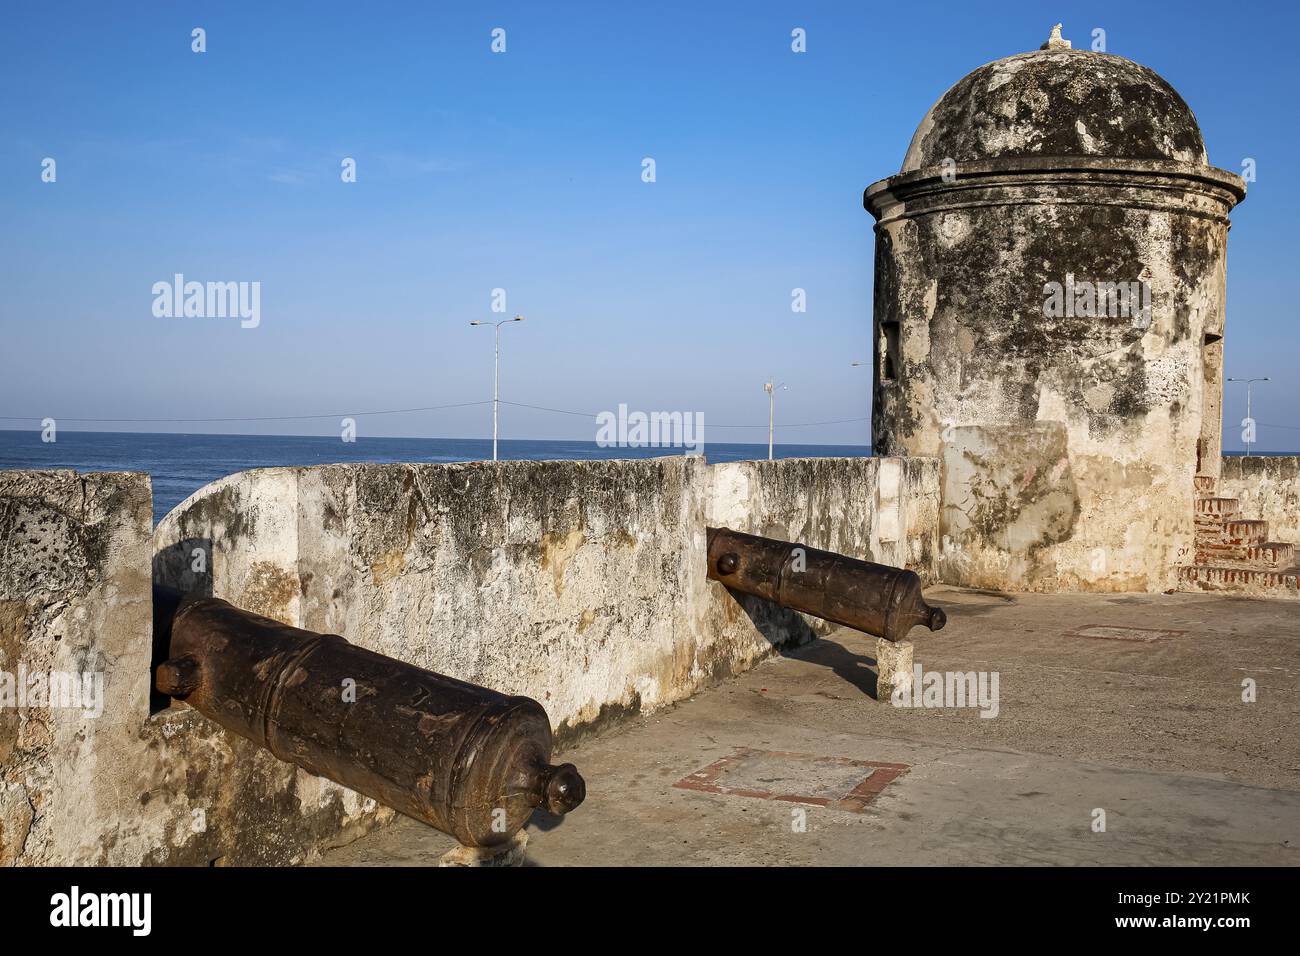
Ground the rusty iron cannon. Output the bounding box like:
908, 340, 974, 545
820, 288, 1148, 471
152, 586, 584, 849
706, 527, 946, 642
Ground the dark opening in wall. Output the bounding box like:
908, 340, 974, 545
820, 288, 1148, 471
881, 321, 901, 382
150, 538, 214, 715
1204, 332, 1223, 345
150, 585, 182, 715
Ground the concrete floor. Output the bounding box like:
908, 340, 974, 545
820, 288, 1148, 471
317, 587, 1300, 866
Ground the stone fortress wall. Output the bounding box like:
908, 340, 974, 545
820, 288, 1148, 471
1, 456, 938, 865
1, 450, 1293, 866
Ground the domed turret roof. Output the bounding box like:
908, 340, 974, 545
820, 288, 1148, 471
900, 26, 1208, 173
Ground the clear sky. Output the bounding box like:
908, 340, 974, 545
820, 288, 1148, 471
2, 0, 1295, 449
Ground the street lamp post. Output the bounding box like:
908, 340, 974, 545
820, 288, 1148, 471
1227, 377, 1269, 457
763, 380, 787, 461
470, 315, 525, 461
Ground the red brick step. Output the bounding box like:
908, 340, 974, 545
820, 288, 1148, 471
1221, 520, 1269, 546
1177, 564, 1300, 597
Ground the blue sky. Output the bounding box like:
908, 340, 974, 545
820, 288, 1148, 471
1, 0, 1296, 449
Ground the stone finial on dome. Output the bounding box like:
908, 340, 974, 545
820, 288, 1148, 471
1041, 23, 1072, 50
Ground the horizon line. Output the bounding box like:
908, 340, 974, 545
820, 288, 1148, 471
0, 427, 872, 448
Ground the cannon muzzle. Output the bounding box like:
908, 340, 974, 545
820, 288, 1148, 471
706, 526, 946, 642
153, 587, 584, 848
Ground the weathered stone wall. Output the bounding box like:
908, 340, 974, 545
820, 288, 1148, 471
0, 470, 387, 867
2, 456, 939, 865
1220, 456, 1300, 543
0, 470, 152, 866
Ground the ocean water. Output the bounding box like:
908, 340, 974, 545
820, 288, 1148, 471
0, 430, 872, 524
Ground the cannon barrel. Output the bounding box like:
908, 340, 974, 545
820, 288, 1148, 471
706, 527, 946, 642
153, 587, 584, 848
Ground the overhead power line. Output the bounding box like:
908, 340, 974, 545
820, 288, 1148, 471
497, 401, 868, 429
